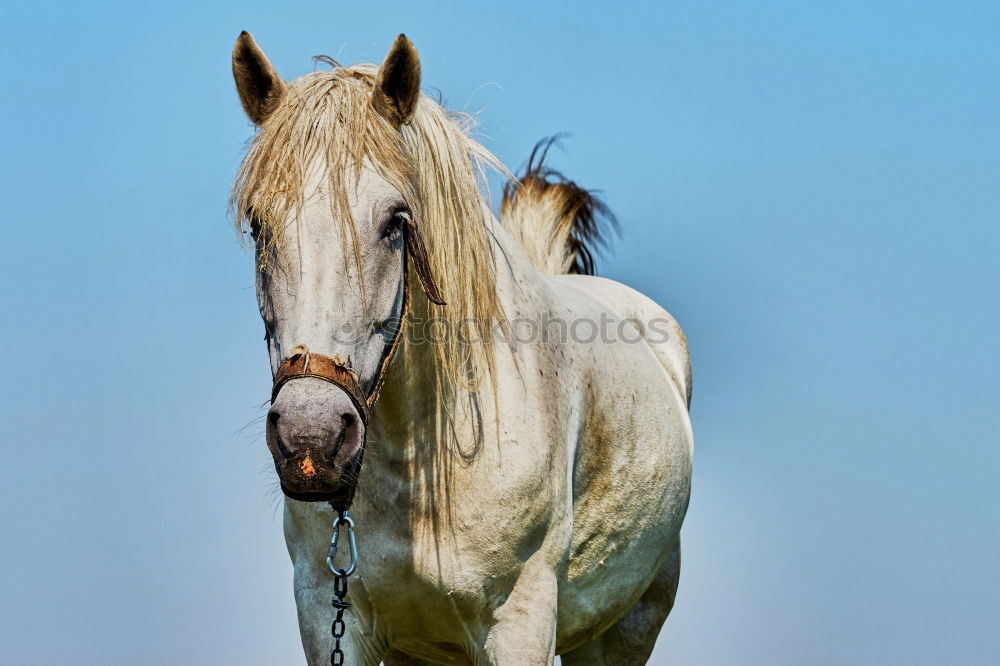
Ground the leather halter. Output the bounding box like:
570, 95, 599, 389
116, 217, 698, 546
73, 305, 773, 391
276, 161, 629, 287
270, 218, 443, 422
271, 347, 374, 423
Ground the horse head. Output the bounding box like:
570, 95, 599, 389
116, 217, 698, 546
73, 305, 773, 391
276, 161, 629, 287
231, 32, 443, 503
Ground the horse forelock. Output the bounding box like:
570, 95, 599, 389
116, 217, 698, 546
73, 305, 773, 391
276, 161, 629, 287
230, 62, 509, 397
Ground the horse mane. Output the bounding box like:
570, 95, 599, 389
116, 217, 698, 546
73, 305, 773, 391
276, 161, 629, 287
230, 63, 507, 395
500, 137, 618, 276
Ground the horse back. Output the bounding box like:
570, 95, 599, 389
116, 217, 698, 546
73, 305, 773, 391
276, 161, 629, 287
550, 274, 692, 409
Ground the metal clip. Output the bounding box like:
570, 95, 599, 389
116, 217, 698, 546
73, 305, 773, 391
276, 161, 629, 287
326, 511, 358, 577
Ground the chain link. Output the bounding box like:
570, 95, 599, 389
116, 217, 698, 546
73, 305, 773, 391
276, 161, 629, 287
330, 568, 349, 666
328, 510, 357, 666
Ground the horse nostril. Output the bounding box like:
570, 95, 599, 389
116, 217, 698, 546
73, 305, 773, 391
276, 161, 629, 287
332, 412, 355, 451
267, 410, 290, 457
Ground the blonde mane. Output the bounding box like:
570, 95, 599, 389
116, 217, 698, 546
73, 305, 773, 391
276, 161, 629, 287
231, 63, 508, 397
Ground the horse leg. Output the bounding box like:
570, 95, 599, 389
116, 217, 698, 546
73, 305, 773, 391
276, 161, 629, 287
482, 558, 559, 665
380, 561, 558, 666
560, 544, 681, 666
291, 564, 386, 666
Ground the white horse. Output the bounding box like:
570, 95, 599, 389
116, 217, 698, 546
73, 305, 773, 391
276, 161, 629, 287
230, 32, 693, 665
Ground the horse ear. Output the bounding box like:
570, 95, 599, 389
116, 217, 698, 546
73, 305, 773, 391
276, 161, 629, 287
372, 34, 421, 127
232, 31, 285, 125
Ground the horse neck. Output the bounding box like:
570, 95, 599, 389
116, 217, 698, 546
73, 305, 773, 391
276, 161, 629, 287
369, 208, 538, 458
361, 209, 548, 529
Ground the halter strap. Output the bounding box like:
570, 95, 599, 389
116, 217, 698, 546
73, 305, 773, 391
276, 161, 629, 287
270, 257, 412, 426
269, 219, 444, 416
271, 348, 372, 422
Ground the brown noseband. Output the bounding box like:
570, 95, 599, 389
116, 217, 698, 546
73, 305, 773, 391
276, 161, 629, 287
272, 348, 371, 422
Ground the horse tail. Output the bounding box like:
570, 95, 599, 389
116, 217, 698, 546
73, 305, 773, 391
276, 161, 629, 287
500, 137, 618, 276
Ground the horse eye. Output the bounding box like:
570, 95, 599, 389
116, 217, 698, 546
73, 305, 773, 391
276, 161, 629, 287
246, 208, 266, 244
382, 209, 409, 242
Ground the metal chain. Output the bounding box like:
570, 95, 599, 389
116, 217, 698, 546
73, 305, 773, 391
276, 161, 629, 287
327, 510, 358, 666
330, 569, 349, 666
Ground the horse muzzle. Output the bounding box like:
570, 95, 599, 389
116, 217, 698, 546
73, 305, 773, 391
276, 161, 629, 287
267, 377, 366, 502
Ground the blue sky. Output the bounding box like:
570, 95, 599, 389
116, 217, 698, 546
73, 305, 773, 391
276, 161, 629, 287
2, 1, 998, 664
